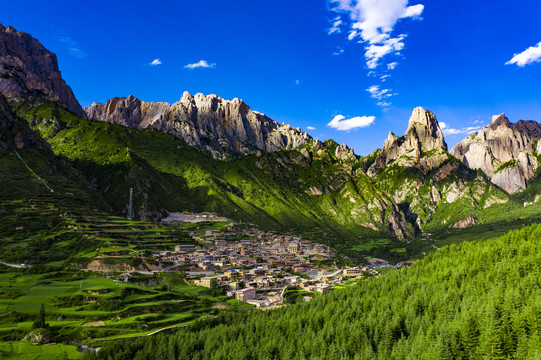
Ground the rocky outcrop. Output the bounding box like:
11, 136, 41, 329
364, 106, 508, 230
451, 114, 541, 193
452, 216, 476, 229
367, 107, 448, 176
335, 143, 356, 161
85, 92, 312, 159
0, 24, 84, 117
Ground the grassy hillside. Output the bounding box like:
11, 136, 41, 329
92, 224, 541, 360
9, 100, 541, 262
12, 101, 416, 260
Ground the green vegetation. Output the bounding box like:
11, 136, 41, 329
93, 224, 541, 359
0, 268, 247, 351
7, 100, 541, 265
496, 159, 519, 173
10, 100, 409, 261
3, 98, 541, 359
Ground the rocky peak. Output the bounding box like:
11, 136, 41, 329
367, 107, 448, 176
180, 91, 193, 103
382, 131, 398, 151
405, 107, 447, 153
0, 24, 85, 117
335, 143, 356, 161
85, 92, 312, 159
488, 113, 510, 130
451, 114, 541, 193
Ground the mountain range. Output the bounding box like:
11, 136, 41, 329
2, 23, 541, 257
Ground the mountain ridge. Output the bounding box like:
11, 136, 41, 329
451, 113, 541, 193
2, 23, 541, 245
85, 92, 312, 160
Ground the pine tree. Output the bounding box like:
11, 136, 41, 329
32, 303, 48, 329
462, 311, 479, 359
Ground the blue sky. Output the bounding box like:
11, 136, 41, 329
3, 0, 541, 155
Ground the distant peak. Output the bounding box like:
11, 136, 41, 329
180, 91, 193, 102
407, 107, 437, 129
383, 131, 398, 150
405, 106, 447, 152
489, 113, 510, 129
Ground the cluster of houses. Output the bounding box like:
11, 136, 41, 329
151, 225, 385, 308
161, 212, 231, 224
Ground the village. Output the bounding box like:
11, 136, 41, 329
151, 213, 396, 308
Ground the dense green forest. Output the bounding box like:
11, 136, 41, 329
91, 224, 541, 359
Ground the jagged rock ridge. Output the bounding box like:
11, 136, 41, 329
368, 106, 448, 176
85, 92, 312, 159
0, 24, 85, 117
364, 107, 507, 229
451, 114, 541, 193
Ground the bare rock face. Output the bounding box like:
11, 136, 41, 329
85, 92, 312, 159
368, 107, 448, 176
0, 24, 85, 117
335, 143, 356, 161
450, 113, 541, 193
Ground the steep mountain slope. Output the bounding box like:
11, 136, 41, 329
85, 93, 311, 159
3, 23, 541, 260
13, 101, 417, 258
0, 24, 84, 117
0, 91, 112, 269
451, 113, 541, 193
365, 107, 508, 230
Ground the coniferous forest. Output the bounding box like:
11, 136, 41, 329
90, 225, 541, 360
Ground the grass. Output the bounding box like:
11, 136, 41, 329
0, 268, 244, 353
350, 238, 393, 252
0, 342, 82, 359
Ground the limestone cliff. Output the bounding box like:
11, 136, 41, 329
364, 107, 507, 229
85, 92, 312, 159
0, 24, 84, 117
450, 114, 541, 193
367, 107, 448, 176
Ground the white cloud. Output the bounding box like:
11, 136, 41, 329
366, 85, 394, 100
307, 126, 316, 130
184, 60, 216, 69
380, 74, 390, 81
150, 58, 162, 66
387, 61, 398, 70
327, 114, 375, 130
296, 80, 300, 85
333, 48, 345, 56
506, 42, 541, 67
364, 36, 405, 69
402, 4, 424, 18
367, 85, 395, 107
331, 0, 424, 69
328, 17, 343, 35
439, 121, 483, 136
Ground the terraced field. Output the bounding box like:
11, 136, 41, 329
0, 187, 246, 358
